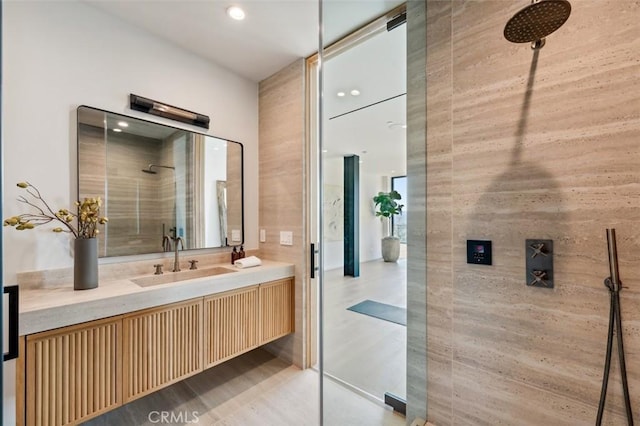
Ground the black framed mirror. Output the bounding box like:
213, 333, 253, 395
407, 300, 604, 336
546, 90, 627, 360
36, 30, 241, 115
77, 106, 243, 257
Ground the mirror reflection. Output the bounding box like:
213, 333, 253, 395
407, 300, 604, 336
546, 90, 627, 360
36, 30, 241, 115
77, 106, 243, 257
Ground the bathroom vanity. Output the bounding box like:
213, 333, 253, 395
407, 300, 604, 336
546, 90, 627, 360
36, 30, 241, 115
15, 260, 294, 426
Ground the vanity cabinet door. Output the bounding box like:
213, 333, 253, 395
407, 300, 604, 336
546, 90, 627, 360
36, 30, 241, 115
203, 285, 259, 368
259, 278, 295, 344
25, 317, 122, 426
122, 298, 203, 402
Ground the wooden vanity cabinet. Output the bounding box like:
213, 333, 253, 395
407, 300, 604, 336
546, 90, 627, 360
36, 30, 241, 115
19, 277, 294, 426
122, 298, 203, 402
259, 278, 295, 343
24, 317, 122, 426
204, 285, 259, 368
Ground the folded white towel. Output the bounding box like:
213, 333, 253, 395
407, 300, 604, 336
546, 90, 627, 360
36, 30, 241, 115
234, 255, 262, 269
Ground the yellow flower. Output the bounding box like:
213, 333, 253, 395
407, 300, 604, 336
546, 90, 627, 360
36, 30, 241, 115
4, 217, 19, 226
6, 182, 106, 238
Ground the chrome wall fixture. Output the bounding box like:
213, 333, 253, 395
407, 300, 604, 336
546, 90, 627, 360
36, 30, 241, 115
129, 94, 210, 129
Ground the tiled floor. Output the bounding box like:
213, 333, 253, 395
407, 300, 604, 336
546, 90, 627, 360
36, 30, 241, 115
83, 348, 405, 425
84, 256, 407, 425
323, 256, 407, 400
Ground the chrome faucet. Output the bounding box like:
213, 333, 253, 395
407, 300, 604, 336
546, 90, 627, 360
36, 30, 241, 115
169, 227, 184, 272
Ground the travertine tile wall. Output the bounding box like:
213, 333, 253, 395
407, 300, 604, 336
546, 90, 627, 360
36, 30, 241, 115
258, 58, 307, 367
419, 1, 640, 424
226, 141, 243, 245
78, 124, 169, 256
407, 0, 429, 423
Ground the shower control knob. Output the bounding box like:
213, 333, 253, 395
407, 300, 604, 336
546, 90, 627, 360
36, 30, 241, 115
528, 242, 547, 258
529, 270, 548, 287
525, 239, 553, 288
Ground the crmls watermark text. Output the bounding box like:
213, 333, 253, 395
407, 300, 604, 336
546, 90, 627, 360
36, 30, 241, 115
148, 411, 199, 424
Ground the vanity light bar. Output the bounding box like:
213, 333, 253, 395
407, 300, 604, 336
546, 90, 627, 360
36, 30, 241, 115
129, 94, 210, 130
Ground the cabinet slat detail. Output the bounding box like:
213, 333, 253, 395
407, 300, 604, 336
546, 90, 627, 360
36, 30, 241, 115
26, 318, 121, 426
122, 298, 203, 403
204, 286, 259, 368
21, 276, 294, 425
260, 278, 294, 344
17, 336, 26, 426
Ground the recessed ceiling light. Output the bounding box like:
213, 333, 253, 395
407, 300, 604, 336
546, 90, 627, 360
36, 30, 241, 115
359, 160, 363, 164
117, 121, 129, 128
350, 89, 360, 96
227, 6, 245, 20
337, 92, 345, 97
113, 128, 122, 133
322, 149, 328, 153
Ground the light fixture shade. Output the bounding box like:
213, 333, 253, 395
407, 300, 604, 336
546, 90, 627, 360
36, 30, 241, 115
129, 94, 210, 129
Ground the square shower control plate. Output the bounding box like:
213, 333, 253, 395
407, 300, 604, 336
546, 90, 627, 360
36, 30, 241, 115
526, 239, 553, 288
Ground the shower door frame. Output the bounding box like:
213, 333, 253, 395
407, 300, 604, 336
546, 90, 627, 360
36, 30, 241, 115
305, 3, 411, 423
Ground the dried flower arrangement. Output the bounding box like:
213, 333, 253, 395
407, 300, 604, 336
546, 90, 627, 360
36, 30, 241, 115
3, 182, 108, 239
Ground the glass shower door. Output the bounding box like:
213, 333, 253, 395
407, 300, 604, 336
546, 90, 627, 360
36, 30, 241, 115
318, 2, 407, 423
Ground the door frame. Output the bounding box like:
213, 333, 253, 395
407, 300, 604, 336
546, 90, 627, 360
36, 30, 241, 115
304, 3, 407, 371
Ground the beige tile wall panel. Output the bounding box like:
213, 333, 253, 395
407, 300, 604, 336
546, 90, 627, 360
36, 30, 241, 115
407, 0, 429, 422
107, 133, 167, 256
77, 126, 174, 257
425, 1, 454, 425
452, 362, 629, 426
420, 0, 640, 424
226, 143, 243, 244
77, 124, 107, 256
258, 58, 306, 367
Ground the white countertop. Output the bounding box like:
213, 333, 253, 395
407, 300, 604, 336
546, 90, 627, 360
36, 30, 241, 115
19, 260, 294, 336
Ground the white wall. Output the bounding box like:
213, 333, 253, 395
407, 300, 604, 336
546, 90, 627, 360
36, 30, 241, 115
2, 1, 258, 422
2, 0, 258, 278
360, 170, 386, 262
322, 157, 384, 271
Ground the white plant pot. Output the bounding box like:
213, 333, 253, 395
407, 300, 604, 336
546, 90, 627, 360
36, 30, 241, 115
381, 236, 400, 262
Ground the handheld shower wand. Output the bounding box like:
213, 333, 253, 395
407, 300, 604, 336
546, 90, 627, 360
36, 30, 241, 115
596, 229, 634, 426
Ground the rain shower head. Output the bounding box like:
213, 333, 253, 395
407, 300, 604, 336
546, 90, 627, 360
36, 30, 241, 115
141, 164, 175, 174
504, 0, 571, 49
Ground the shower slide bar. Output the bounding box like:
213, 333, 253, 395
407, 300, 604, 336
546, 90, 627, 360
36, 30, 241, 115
596, 229, 634, 426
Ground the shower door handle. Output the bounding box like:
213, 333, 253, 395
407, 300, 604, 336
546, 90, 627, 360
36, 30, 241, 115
4, 285, 19, 361
310, 243, 319, 279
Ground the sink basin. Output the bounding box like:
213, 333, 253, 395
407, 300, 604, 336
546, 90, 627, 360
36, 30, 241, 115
132, 266, 237, 287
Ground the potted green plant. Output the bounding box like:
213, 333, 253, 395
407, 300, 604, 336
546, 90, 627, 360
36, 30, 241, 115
373, 189, 404, 262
